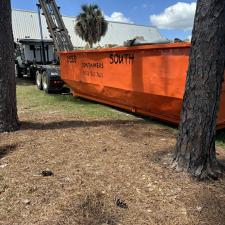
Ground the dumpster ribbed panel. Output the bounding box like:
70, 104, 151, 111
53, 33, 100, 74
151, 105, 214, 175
59, 43, 225, 129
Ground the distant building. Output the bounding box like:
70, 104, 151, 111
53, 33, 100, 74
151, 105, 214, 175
12, 9, 164, 48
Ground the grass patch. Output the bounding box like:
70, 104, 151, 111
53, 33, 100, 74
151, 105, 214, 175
16, 78, 225, 149
216, 130, 225, 149
16, 79, 135, 120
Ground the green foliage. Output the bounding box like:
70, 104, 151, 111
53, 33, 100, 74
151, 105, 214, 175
16, 81, 134, 119
75, 4, 108, 47
216, 130, 225, 149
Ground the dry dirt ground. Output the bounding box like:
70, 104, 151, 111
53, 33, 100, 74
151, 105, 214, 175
1, 82, 225, 225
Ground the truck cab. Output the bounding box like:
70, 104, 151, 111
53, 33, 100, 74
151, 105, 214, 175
15, 39, 63, 93
15, 39, 56, 78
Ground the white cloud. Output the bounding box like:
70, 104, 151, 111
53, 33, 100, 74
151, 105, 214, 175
150, 2, 196, 30
105, 12, 133, 24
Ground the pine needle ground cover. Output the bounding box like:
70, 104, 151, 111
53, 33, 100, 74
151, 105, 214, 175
0, 79, 225, 225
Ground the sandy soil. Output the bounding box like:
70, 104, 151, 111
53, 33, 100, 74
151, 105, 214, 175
1, 110, 225, 225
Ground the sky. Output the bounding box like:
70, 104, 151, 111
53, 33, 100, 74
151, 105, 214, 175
11, 0, 197, 40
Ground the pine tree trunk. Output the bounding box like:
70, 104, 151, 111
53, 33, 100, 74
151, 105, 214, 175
0, 0, 19, 132
173, 0, 225, 179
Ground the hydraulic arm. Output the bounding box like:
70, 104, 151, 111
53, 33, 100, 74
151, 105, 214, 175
38, 0, 73, 52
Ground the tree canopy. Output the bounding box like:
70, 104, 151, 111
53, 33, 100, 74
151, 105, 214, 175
75, 4, 108, 48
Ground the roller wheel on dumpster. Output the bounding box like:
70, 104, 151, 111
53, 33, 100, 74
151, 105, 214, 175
42, 71, 51, 93
36, 71, 43, 90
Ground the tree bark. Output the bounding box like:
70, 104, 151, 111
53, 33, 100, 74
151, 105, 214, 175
173, 0, 225, 179
0, 0, 19, 132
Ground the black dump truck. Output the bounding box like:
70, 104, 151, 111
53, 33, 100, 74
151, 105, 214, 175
15, 0, 73, 93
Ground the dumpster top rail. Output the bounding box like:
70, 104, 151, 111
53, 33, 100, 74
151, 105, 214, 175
59, 42, 191, 54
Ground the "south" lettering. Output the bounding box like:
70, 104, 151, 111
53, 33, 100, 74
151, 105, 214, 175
109, 53, 134, 64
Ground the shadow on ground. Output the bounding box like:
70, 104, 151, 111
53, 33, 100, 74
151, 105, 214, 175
20, 119, 146, 131
146, 146, 225, 175
16, 77, 35, 86
37, 192, 123, 225
54, 192, 121, 225
0, 144, 18, 159
144, 147, 225, 225
145, 146, 174, 168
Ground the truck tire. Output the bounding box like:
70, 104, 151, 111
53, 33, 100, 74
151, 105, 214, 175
42, 71, 51, 93
36, 71, 43, 90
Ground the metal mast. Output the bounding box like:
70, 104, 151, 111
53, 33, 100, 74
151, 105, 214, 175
38, 0, 74, 52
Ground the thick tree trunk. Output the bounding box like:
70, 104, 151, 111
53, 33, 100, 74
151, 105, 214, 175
173, 0, 225, 179
0, 0, 19, 132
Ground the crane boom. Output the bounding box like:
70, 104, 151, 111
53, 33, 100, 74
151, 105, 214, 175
38, 0, 73, 52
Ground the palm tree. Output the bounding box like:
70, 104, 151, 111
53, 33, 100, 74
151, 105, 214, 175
75, 4, 108, 48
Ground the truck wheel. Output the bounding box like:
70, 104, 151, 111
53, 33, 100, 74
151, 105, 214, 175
36, 71, 43, 90
42, 71, 51, 93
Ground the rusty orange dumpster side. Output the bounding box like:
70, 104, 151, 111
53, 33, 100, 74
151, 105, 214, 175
59, 43, 225, 129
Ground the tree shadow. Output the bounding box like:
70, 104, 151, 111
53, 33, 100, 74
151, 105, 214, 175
117, 125, 177, 143
145, 146, 225, 174
188, 181, 225, 225
0, 144, 18, 159
144, 146, 174, 168
20, 119, 147, 131
144, 147, 225, 224
45, 192, 121, 225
